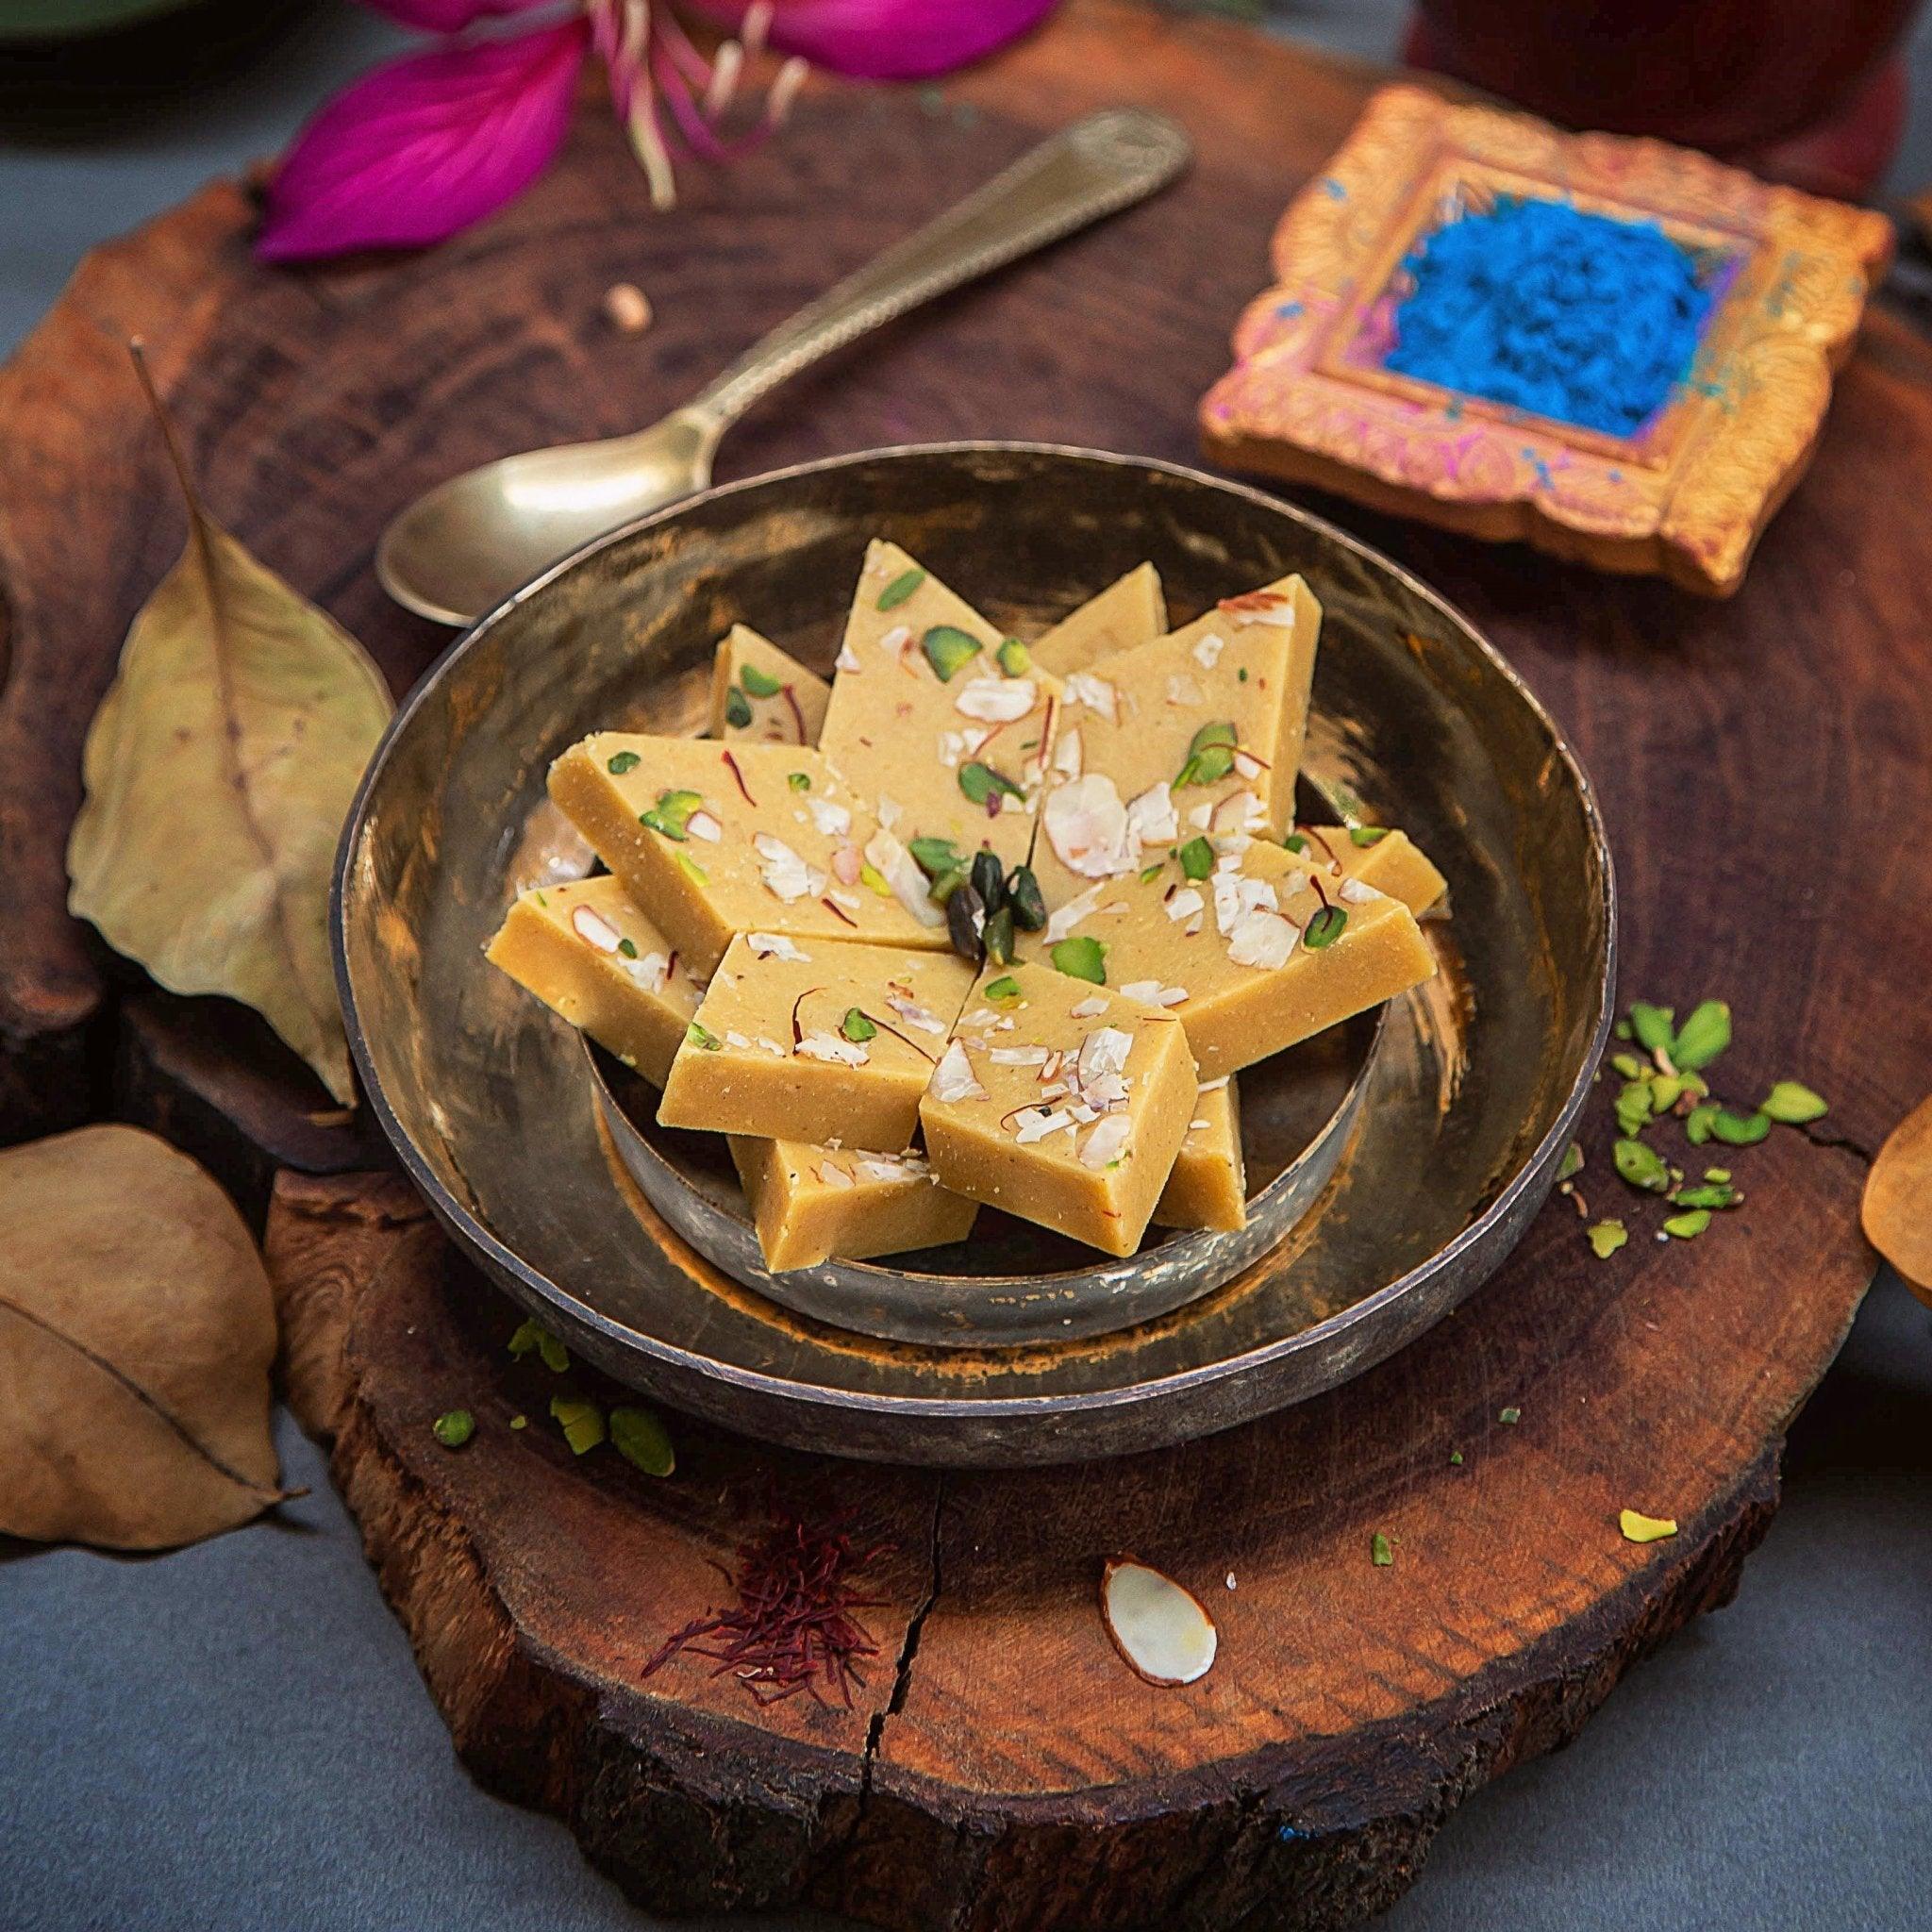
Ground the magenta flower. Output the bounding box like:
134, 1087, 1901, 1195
258, 0, 1061, 262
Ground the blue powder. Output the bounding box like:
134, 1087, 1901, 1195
1385, 195, 1715, 438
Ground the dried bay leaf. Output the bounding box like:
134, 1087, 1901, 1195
1863, 1092, 1932, 1309
66, 348, 392, 1105
0, 1125, 294, 1551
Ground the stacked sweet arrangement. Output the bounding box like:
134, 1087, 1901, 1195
488, 544, 1450, 1273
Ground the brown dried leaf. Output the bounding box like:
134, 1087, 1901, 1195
1863, 1093, 1932, 1309
65, 348, 391, 1105
0, 1125, 292, 1552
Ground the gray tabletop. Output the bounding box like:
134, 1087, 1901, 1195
2, 6, 1928, 1928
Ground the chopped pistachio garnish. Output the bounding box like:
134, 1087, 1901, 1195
1557, 1140, 1585, 1181
1303, 904, 1348, 950
1670, 999, 1730, 1071
1619, 1508, 1678, 1544
1449, 1449, 1464, 1466
1614, 1081, 1655, 1138
724, 686, 753, 728
1283, 833, 1307, 855
432, 1409, 475, 1449
922, 624, 982, 681
1177, 835, 1214, 881
1761, 1080, 1827, 1124
1709, 1108, 1771, 1146
1672, 1182, 1737, 1210
1612, 1052, 1645, 1080
1139, 863, 1162, 884
641, 787, 703, 841
609, 1405, 675, 1477
908, 835, 961, 879
997, 637, 1032, 676
983, 974, 1022, 1002
1684, 1102, 1720, 1145
1614, 1019, 1633, 1041
508, 1318, 569, 1374
1614, 1138, 1670, 1191
787, 771, 811, 791
1629, 1002, 1674, 1054
1174, 720, 1238, 790
1348, 826, 1390, 847
617, 937, 639, 959
983, 905, 1015, 967
607, 749, 641, 774
1703, 1167, 1731, 1183
1051, 935, 1108, 984
1588, 1219, 1628, 1258
958, 760, 1024, 806
1370, 1531, 1393, 1566
740, 662, 783, 699
858, 860, 893, 898
686, 1021, 723, 1051
876, 566, 925, 610
1662, 1208, 1711, 1239
1006, 865, 1046, 932
1498, 1406, 1521, 1424
509, 1414, 527, 1430
550, 1394, 606, 1456
841, 1008, 877, 1043
675, 850, 709, 886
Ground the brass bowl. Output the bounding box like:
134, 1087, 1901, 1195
335, 443, 1614, 1465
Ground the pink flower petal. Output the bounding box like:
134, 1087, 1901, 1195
358, 0, 549, 29
258, 19, 590, 262
689, 0, 1061, 80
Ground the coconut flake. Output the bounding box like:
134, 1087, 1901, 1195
1120, 980, 1186, 1007
570, 905, 624, 954
805, 795, 852, 839
1013, 1107, 1074, 1145
754, 833, 824, 904
1101, 1557, 1217, 1686
1210, 788, 1264, 834
929, 1040, 987, 1104
1191, 631, 1226, 669
1187, 801, 1214, 830
685, 808, 724, 842
747, 931, 809, 962
1165, 672, 1205, 708
796, 1030, 869, 1065
1044, 774, 1133, 879
1043, 879, 1107, 944
835, 638, 861, 673
990, 1045, 1051, 1066
1062, 671, 1119, 723
1124, 782, 1180, 849
1079, 1113, 1132, 1168
865, 828, 948, 928
625, 951, 671, 992
878, 622, 913, 663
1077, 1026, 1133, 1091
1165, 887, 1205, 924
1050, 726, 1084, 782
1069, 995, 1109, 1020
884, 991, 947, 1035
1212, 870, 1277, 935
1339, 875, 1382, 905
955, 676, 1036, 723
756, 1035, 786, 1058
816, 1161, 856, 1189
1228, 908, 1298, 969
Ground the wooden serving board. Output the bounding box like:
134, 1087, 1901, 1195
3, 3, 1925, 1925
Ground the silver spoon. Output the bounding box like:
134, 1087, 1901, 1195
375, 108, 1192, 627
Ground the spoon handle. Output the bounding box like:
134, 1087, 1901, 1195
687, 108, 1192, 430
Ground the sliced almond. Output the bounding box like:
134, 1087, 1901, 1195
1101, 1557, 1217, 1687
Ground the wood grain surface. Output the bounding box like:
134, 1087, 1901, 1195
5, 2, 1924, 1924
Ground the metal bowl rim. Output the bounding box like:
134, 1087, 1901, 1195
333, 439, 1618, 1422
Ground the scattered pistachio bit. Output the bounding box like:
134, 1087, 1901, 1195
1650, 1074, 1687, 1112
983, 974, 1022, 1002
432, 1409, 475, 1449
617, 937, 639, 959
858, 860, 893, 898
740, 662, 783, 699
1303, 904, 1348, 950
1283, 832, 1308, 854
1629, 1002, 1675, 1054
675, 850, 709, 885
1670, 999, 1731, 1071
908, 835, 961, 880
1710, 1108, 1771, 1146
841, 1008, 877, 1043
509, 1414, 527, 1430
508, 1318, 569, 1374
1761, 1080, 1828, 1124
1684, 1102, 1720, 1144
922, 624, 982, 681
1662, 1208, 1711, 1239
971, 849, 1006, 915
1498, 1406, 1521, 1424
1611, 1052, 1645, 1080
1614, 1138, 1670, 1191
686, 1021, 723, 1052
606, 749, 641, 774
1051, 935, 1108, 984
958, 760, 1024, 806
1673, 1182, 1737, 1210
982, 904, 1015, 967
1237, 666, 1248, 682
1371, 1531, 1393, 1566
930, 866, 969, 906
724, 686, 753, 728
1177, 836, 1214, 881
1557, 1140, 1585, 1181
947, 882, 987, 963
1449, 1449, 1464, 1466
1348, 826, 1390, 847
1614, 1081, 1655, 1138
1006, 865, 1046, 931
1619, 1508, 1678, 1544
1139, 863, 1162, 884
1704, 1167, 1731, 1183
997, 637, 1032, 676
641, 788, 703, 841
1588, 1219, 1628, 1258
787, 771, 811, 792
876, 566, 925, 611
1614, 1019, 1633, 1041
609, 1405, 675, 1476
550, 1394, 606, 1456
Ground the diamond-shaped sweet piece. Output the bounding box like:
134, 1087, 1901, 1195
1289, 822, 1447, 917
920, 962, 1196, 1257
709, 625, 829, 746
818, 541, 1061, 874
1029, 562, 1166, 676
1155, 1074, 1245, 1231
1020, 840, 1434, 1080
484, 875, 700, 1085
658, 933, 975, 1152
548, 736, 946, 979
729, 1138, 977, 1271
